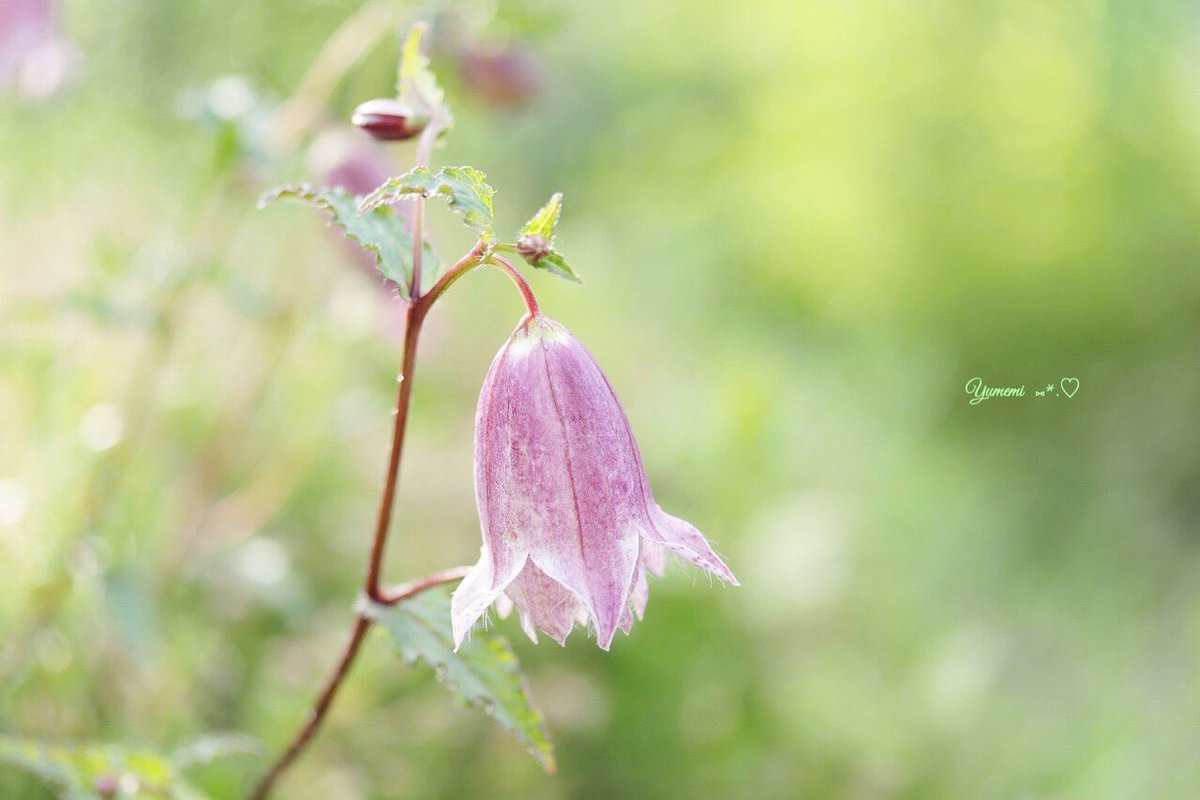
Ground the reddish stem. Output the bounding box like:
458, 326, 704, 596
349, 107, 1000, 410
249, 238, 536, 798
419, 248, 539, 318
362, 301, 424, 602
490, 255, 540, 317
253, 100, 542, 791
248, 617, 370, 800
378, 565, 473, 605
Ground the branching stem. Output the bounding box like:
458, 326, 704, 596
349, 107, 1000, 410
251, 239, 539, 797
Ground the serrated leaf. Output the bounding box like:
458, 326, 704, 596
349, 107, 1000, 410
360, 167, 495, 239
258, 184, 438, 288
0, 736, 192, 799
371, 590, 555, 772
522, 249, 581, 283
518, 193, 562, 243
397, 24, 450, 128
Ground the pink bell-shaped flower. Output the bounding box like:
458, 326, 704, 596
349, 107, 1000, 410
452, 314, 737, 650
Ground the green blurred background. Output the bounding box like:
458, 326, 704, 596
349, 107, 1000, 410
3, 0, 1200, 797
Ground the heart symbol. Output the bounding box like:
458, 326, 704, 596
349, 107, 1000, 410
1060, 377, 1079, 398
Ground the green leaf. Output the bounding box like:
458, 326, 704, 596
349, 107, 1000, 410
370, 590, 555, 772
518, 192, 563, 243
530, 249, 581, 283
258, 184, 439, 289
513, 193, 581, 282
0, 736, 192, 799
360, 167, 495, 239
397, 24, 450, 126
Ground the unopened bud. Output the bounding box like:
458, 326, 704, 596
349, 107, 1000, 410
516, 234, 550, 263
351, 98, 428, 141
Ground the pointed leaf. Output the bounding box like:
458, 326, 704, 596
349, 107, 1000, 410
518, 193, 562, 243
513, 193, 579, 282
360, 167, 495, 239
523, 249, 580, 283
370, 590, 555, 772
258, 184, 439, 288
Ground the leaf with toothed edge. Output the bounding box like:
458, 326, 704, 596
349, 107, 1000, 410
370, 589, 555, 772
258, 184, 439, 288
519, 192, 562, 243
359, 166, 495, 239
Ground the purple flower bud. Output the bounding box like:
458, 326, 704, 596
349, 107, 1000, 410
350, 98, 428, 141
452, 315, 737, 650
515, 233, 550, 263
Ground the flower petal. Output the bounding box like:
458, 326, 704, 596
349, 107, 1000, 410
644, 505, 739, 585
630, 562, 650, 621
641, 538, 665, 578
505, 560, 580, 645
536, 326, 645, 648
470, 314, 737, 649
450, 546, 525, 649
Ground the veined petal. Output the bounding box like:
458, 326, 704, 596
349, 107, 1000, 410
465, 313, 738, 649
451, 545, 525, 649
504, 559, 580, 645
476, 319, 607, 628
536, 323, 644, 648
581, 339, 738, 588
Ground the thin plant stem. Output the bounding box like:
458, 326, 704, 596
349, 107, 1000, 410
250, 234, 527, 798
378, 565, 472, 605
248, 616, 370, 800
253, 58, 540, 785
248, 562, 476, 799
489, 255, 540, 317
420, 248, 540, 317
362, 300, 423, 602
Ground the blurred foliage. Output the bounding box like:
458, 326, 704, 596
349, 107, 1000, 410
2, 0, 1200, 798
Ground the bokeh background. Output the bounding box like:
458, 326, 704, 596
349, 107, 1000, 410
3, 0, 1200, 797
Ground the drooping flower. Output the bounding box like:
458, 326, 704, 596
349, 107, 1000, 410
452, 314, 737, 650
